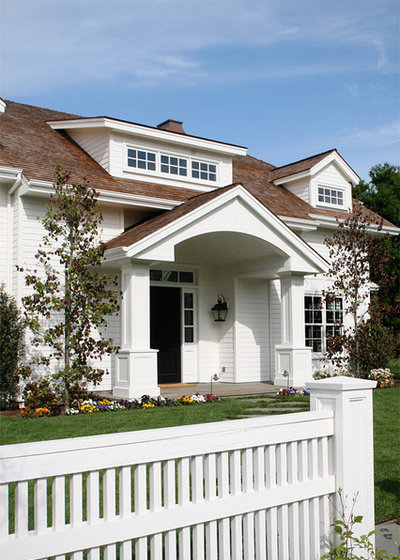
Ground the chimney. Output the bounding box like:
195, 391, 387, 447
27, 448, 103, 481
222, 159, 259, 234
0, 99, 6, 113
157, 119, 185, 134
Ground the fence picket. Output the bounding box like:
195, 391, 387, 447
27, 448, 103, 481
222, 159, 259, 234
103, 468, 117, 560
134, 464, 148, 560
87, 471, 100, 560
163, 459, 177, 560
191, 456, 205, 560
217, 452, 230, 560
119, 466, 132, 560
242, 448, 254, 559
204, 453, 217, 559
70, 473, 83, 560
230, 450, 242, 560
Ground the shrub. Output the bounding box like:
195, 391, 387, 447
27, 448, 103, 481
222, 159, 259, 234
0, 285, 25, 409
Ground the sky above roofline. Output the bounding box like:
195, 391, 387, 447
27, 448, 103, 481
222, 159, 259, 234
1, 0, 398, 181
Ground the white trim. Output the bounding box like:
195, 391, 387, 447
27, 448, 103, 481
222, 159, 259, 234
316, 184, 346, 210
279, 216, 318, 232
309, 212, 400, 235
272, 151, 360, 186
47, 117, 248, 156
0, 166, 24, 180
17, 178, 180, 210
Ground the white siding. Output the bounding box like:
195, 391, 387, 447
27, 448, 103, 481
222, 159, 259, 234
98, 204, 124, 242
109, 132, 233, 192
311, 162, 352, 210
283, 177, 310, 204
197, 267, 220, 382
0, 184, 9, 287
17, 196, 121, 390
67, 129, 110, 172
235, 279, 269, 382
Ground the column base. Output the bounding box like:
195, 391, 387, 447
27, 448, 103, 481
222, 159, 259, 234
274, 345, 313, 387
113, 349, 160, 399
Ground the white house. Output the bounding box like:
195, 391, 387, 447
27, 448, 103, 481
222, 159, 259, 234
0, 99, 397, 398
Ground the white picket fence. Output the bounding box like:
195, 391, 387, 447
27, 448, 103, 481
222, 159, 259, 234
0, 377, 376, 560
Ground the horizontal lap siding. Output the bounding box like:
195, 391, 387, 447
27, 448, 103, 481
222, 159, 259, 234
19, 197, 121, 390
235, 279, 269, 381
68, 129, 110, 172
0, 186, 8, 286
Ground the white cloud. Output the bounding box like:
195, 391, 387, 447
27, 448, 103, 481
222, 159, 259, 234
340, 119, 400, 147
0, 0, 398, 95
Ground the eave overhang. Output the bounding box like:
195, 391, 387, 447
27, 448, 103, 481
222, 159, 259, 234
47, 117, 247, 157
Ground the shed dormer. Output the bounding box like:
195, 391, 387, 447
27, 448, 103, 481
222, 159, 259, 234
47, 116, 247, 193
270, 150, 360, 213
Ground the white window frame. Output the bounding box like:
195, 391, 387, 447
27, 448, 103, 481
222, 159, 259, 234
317, 184, 345, 209
305, 294, 343, 354
124, 143, 219, 185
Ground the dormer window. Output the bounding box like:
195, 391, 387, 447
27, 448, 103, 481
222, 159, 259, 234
127, 148, 156, 171
192, 160, 217, 182
125, 145, 219, 185
160, 154, 188, 176
318, 186, 344, 207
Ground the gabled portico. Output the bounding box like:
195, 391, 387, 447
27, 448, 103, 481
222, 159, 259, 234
105, 185, 328, 398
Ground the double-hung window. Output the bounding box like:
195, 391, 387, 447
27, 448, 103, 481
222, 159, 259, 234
305, 295, 343, 353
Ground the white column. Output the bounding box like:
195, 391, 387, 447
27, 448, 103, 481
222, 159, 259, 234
274, 272, 312, 387
113, 262, 160, 399
306, 377, 376, 549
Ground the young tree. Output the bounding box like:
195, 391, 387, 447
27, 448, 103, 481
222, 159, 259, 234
19, 167, 120, 407
353, 163, 399, 342
324, 201, 395, 376
0, 285, 25, 409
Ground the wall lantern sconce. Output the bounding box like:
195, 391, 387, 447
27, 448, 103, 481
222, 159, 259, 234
211, 295, 228, 322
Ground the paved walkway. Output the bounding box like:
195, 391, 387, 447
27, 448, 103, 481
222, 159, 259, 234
375, 521, 400, 557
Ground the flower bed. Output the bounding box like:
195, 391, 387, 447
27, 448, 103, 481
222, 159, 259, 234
276, 387, 310, 397
313, 368, 395, 388
65, 393, 221, 415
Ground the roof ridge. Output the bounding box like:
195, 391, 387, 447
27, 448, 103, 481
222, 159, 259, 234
272, 148, 337, 171
4, 99, 84, 119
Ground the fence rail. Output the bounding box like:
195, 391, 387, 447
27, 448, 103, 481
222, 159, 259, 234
0, 377, 376, 559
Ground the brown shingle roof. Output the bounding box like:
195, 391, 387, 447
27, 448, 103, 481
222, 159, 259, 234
105, 184, 238, 249
269, 149, 336, 181
0, 101, 194, 202
1, 100, 393, 237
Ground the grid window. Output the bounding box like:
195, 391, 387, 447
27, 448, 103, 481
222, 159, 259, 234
305, 296, 323, 352
191, 160, 217, 182
150, 269, 194, 283
127, 148, 156, 171
318, 187, 344, 206
183, 292, 195, 343
326, 298, 343, 348
305, 295, 343, 353
160, 154, 188, 176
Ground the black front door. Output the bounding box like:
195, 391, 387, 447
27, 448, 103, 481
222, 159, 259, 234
150, 286, 181, 383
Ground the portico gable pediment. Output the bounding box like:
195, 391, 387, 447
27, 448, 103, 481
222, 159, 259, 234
105, 185, 328, 275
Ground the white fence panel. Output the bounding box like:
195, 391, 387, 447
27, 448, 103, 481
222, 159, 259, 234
0, 377, 376, 559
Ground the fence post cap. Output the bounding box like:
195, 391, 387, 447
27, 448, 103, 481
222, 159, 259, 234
306, 376, 377, 392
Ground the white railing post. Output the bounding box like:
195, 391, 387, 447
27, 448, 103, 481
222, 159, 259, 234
306, 376, 377, 547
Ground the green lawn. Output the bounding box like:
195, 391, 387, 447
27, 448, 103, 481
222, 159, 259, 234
373, 388, 400, 522
1, 389, 398, 523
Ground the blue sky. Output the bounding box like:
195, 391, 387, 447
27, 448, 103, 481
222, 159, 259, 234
1, 0, 399, 180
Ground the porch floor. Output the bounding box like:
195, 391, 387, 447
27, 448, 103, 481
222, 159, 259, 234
97, 381, 277, 400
